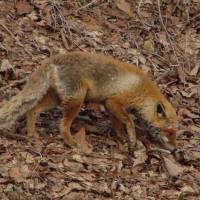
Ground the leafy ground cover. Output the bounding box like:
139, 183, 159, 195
0, 1, 199, 199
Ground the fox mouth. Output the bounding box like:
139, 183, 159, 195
134, 117, 176, 152
150, 129, 176, 152
161, 127, 177, 146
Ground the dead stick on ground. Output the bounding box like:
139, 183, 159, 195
148, 148, 171, 154
157, 0, 180, 65
51, 3, 86, 52
76, 0, 98, 12
0, 130, 27, 141
137, 0, 143, 15
0, 78, 26, 93
0, 21, 32, 57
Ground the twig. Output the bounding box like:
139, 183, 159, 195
0, 78, 26, 93
137, 0, 143, 15
60, 28, 70, 50
76, 0, 98, 12
0, 21, 32, 57
50, 2, 86, 51
184, 13, 200, 28
147, 148, 171, 154
135, 0, 157, 28
0, 130, 27, 141
0, 42, 7, 51
157, 0, 180, 66
52, 3, 73, 38
155, 70, 171, 82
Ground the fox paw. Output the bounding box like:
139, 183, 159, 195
74, 128, 92, 154
27, 131, 40, 141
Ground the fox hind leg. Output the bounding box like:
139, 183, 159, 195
27, 90, 57, 138
59, 88, 87, 148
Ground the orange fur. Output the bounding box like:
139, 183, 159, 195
0, 52, 178, 150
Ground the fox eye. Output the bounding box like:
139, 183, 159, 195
156, 103, 166, 117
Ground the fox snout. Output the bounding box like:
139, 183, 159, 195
161, 127, 177, 147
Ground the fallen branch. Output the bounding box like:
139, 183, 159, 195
0, 130, 28, 141
0, 21, 32, 57
147, 148, 171, 154
75, 0, 98, 12
0, 78, 26, 93
157, 0, 180, 66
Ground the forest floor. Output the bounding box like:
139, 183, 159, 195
0, 1, 200, 200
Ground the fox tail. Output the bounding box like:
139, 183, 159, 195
0, 66, 50, 129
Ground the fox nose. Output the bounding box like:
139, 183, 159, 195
162, 128, 177, 147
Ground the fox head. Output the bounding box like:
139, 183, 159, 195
128, 74, 178, 148
139, 95, 178, 147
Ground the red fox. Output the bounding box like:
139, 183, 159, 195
0, 52, 177, 151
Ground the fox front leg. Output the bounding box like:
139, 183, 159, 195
105, 99, 137, 153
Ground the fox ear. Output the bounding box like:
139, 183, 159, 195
156, 103, 166, 117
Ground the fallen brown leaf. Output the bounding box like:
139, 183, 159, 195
177, 66, 186, 83
163, 156, 184, 177
0, 59, 13, 72
143, 39, 154, 52
63, 159, 84, 172
15, 1, 33, 15
8, 164, 31, 184
190, 63, 200, 76
115, 0, 133, 17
